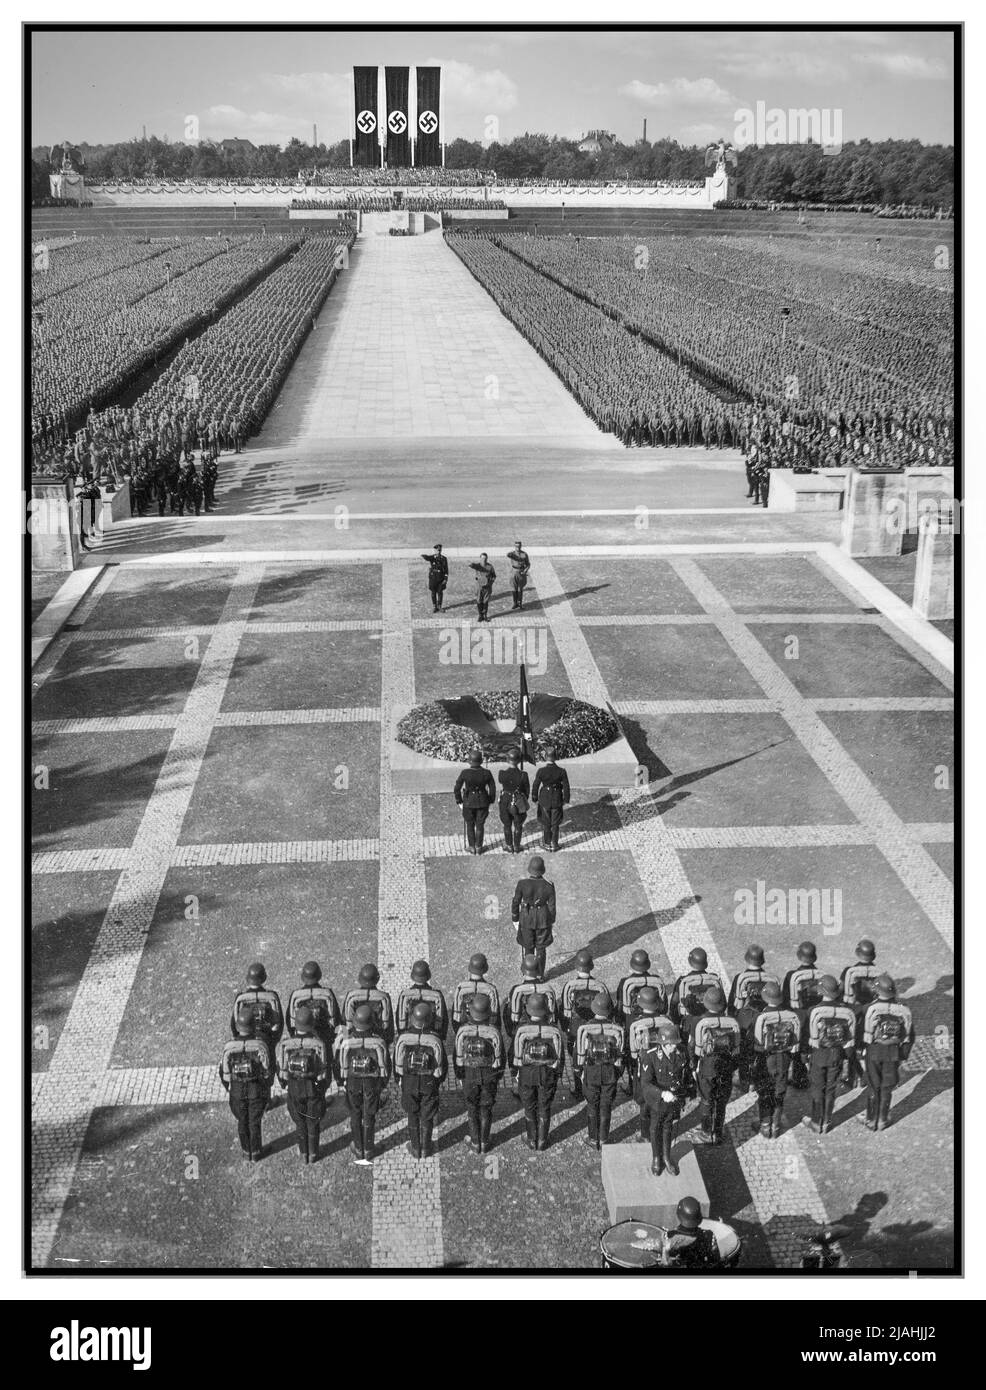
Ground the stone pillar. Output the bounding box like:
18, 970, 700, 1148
913, 515, 954, 620
840, 468, 907, 557
30, 475, 80, 572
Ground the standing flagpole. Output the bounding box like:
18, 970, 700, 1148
517, 661, 533, 769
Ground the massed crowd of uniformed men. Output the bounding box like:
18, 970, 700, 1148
219, 932, 914, 1171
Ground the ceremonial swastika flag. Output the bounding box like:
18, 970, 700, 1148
416, 66, 442, 166
385, 66, 411, 166
353, 66, 380, 167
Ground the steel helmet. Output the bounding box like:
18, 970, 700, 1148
761, 982, 782, 1006
590, 992, 613, 1018
522, 953, 540, 977
358, 963, 380, 988
411, 960, 431, 983
469, 749, 483, 766
797, 941, 817, 964
818, 975, 840, 998
294, 1005, 314, 1030
352, 1004, 374, 1033
744, 944, 765, 967
246, 962, 267, 986
875, 974, 896, 1000
527, 856, 546, 875
301, 960, 322, 983
469, 953, 489, 975
703, 987, 726, 1012
687, 948, 708, 971
630, 949, 651, 972
856, 939, 876, 963
676, 1196, 702, 1230
637, 987, 662, 1014
410, 1001, 434, 1030
467, 994, 492, 1021
525, 993, 549, 1021
575, 949, 594, 971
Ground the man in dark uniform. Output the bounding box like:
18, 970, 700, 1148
639, 1020, 690, 1175
802, 976, 856, 1135
506, 540, 531, 610
859, 975, 914, 1131
341, 963, 394, 1045
731, 945, 780, 1093
841, 939, 880, 1086
276, 1005, 329, 1164
670, 946, 721, 1025
497, 748, 530, 853
685, 986, 740, 1145
664, 1197, 720, 1270
230, 962, 284, 1064
333, 1003, 390, 1164
615, 948, 667, 1026
219, 1007, 273, 1162
469, 552, 496, 622
784, 941, 824, 1089
394, 1001, 447, 1159
511, 993, 566, 1152
511, 854, 556, 976
202, 453, 218, 510
451, 953, 500, 1032
396, 959, 449, 1040
286, 960, 340, 1053
421, 543, 448, 613
750, 982, 801, 1138
561, 948, 610, 1100
453, 749, 497, 855
453, 993, 504, 1154
532, 747, 571, 852
573, 991, 625, 1150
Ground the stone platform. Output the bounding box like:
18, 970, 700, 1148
600, 1142, 710, 1227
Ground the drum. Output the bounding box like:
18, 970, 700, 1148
702, 1218, 743, 1269
599, 1220, 667, 1271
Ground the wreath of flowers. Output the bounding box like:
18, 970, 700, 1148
397, 689, 619, 762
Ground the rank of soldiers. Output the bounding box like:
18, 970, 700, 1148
219, 935, 913, 1167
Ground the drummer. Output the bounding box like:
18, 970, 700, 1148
663, 1197, 721, 1270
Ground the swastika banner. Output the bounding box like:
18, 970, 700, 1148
353, 66, 379, 167
416, 66, 442, 166
385, 66, 411, 167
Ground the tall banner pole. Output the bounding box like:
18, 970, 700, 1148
440, 65, 446, 167
349, 69, 354, 168
410, 64, 416, 167
378, 65, 386, 169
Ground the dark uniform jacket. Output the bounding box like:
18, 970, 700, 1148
454, 766, 497, 809
532, 762, 571, 811
638, 1044, 690, 1104
511, 876, 556, 939
498, 767, 530, 813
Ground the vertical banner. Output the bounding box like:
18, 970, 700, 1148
416, 66, 441, 167
385, 66, 411, 167
353, 66, 379, 168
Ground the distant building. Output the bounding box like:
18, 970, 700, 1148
577, 130, 616, 153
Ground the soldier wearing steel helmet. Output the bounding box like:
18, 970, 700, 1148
615, 948, 667, 1027
684, 986, 740, 1145
859, 975, 914, 1131
394, 1000, 448, 1160
750, 982, 802, 1138
561, 948, 610, 1099
802, 975, 856, 1135
511, 855, 556, 977
840, 939, 880, 1085
453, 749, 497, 855
638, 1020, 690, 1175
396, 959, 449, 1040
784, 940, 825, 1088
730, 944, 781, 1093
573, 990, 625, 1150
663, 1196, 720, 1270
342, 963, 394, 1045
670, 946, 722, 1026
219, 1005, 273, 1162
511, 992, 565, 1151
453, 993, 505, 1154
451, 952, 501, 1032
276, 1005, 329, 1164
286, 960, 340, 1052
229, 962, 284, 1061
333, 1003, 390, 1164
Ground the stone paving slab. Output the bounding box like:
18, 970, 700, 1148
32, 729, 176, 852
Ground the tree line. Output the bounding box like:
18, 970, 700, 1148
31, 132, 953, 207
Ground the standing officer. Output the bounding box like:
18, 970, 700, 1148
497, 749, 530, 854
685, 987, 740, 1145
342, 963, 394, 1045
750, 982, 801, 1138
394, 1001, 448, 1159
469, 552, 496, 622
802, 976, 856, 1135
615, 949, 667, 1026
421, 543, 449, 613
531, 747, 571, 852
574, 991, 625, 1150
511, 993, 566, 1152
276, 1005, 329, 1164
333, 1003, 390, 1164
396, 959, 449, 1040
230, 962, 284, 1063
628, 986, 674, 1139
451, 952, 500, 1032
859, 975, 914, 1131
638, 1020, 690, 1175
670, 947, 722, 1026
286, 960, 340, 1053
511, 855, 556, 976
561, 949, 610, 1100
506, 540, 531, 611
784, 941, 825, 1088
453, 993, 504, 1154
219, 1007, 273, 1162
454, 749, 497, 855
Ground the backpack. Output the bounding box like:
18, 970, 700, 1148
797, 976, 823, 1010
570, 987, 597, 1027
348, 1046, 379, 1076
873, 1013, 906, 1045
405, 1043, 435, 1074
522, 1034, 557, 1065
818, 1017, 851, 1049
461, 1034, 493, 1067
741, 976, 766, 1005
762, 1019, 798, 1052
304, 996, 331, 1027
287, 1046, 318, 1079
852, 973, 878, 1006
230, 1050, 259, 1083
585, 1032, 617, 1066
701, 1024, 736, 1059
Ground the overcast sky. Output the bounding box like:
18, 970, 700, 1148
30, 28, 955, 149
